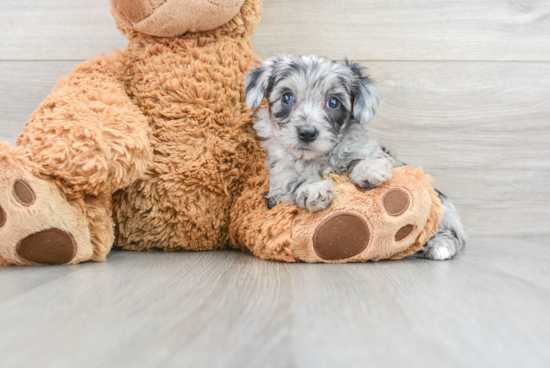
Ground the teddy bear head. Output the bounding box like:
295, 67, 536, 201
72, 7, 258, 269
111, 0, 262, 38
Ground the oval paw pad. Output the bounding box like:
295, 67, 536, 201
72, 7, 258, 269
382, 188, 410, 216
395, 225, 414, 241
13, 180, 36, 206
16, 228, 77, 265
0, 204, 5, 228
313, 213, 370, 261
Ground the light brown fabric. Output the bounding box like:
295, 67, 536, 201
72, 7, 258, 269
389, 168, 443, 260
112, 0, 168, 24
0, 256, 9, 266
113, 0, 262, 40
0, 143, 95, 266
112, 0, 247, 37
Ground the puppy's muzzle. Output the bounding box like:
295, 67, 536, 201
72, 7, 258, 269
298, 127, 318, 143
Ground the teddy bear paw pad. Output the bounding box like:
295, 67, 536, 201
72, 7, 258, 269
16, 228, 77, 265
382, 188, 410, 216
13, 180, 36, 206
382, 188, 415, 242
0, 204, 5, 228
0, 160, 93, 266
395, 224, 414, 241
313, 213, 370, 261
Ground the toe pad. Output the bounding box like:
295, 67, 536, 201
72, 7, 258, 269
0, 204, 5, 228
395, 224, 414, 241
382, 188, 410, 216
313, 213, 370, 261
16, 228, 77, 265
13, 180, 36, 206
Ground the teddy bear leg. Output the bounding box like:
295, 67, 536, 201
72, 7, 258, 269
0, 144, 96, 266
231, 167, 442, 263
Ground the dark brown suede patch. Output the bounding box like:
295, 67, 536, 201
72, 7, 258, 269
13, 180, 36, 206
395, 225, 414, 241
0, 204, 5, 228
16, 228, 77, 265
382, 188, 410, 216
313, 213, 370, 261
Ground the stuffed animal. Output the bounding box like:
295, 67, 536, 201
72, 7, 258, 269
0, 0, 441, 266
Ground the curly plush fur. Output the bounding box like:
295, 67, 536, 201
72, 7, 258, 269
0, 0, 264, 264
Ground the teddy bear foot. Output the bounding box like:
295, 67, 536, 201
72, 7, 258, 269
291, 181, 428, 263
231, 166, 441, 263
0, 145, 94, 266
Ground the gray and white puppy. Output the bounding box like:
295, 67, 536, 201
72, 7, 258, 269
245, 54, 466, 260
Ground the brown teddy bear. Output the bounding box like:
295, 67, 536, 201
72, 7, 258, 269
0, 0, 441, 266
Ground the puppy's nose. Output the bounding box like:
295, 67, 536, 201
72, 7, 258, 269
298, 127, 318, 143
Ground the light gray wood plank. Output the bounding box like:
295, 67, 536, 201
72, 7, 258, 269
253, 0, 550, 61
430, 168, 550, 237
0, 241, 549, 368
0, 0, 127, 61
461, 237, 550, 290
0, 265, 80, 303
0, 61, 82, 145
367, 61, 550, 171
2, 0, 550, 62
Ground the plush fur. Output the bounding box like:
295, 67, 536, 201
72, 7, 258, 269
0, 0, 264, 265
0, 0, 446, 265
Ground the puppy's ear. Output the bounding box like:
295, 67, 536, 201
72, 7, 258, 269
245, 54, 291, 109
346, 61, 380, 125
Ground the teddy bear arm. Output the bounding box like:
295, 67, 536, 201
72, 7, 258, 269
16, 54, 153, 197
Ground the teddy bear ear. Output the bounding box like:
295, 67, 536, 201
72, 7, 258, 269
111, 0, 246, 37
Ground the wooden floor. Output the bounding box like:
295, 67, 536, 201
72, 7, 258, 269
1, 237, 549, 368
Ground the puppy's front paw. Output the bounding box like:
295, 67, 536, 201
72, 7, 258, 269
296, 181, 334, 212
350, 158, 393, 189
264, 195, 278, 210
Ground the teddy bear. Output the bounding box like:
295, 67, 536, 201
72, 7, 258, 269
0, 0, 442, 266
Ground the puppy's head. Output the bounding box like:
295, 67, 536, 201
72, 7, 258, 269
245, 54, 380, 161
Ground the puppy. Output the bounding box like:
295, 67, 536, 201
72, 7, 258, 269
245, 54, 466, 260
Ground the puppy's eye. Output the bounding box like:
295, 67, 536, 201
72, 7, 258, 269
282, 92, 295, 105
326, 97, 340, 109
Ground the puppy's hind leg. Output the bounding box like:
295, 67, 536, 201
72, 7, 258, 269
416, 190, 467, 260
